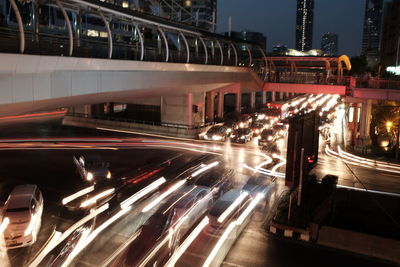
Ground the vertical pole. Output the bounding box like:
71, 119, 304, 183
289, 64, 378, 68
187, 93, 193, 127
217, 92, 224, 119
236, 93, 242, 113
228, 16, 232, 37
297, 148, 304, 206
396, 118, 400, 161
396, 36, 400, 74
288, 193, 292, 222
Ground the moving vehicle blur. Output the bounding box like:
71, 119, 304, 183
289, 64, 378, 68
1, 184, 43, 248
273, 123, 288, 137
230, 128, 253, 143
258, 129, 276, 146
73, 155, 112, 183
203, 126, 231, 141
251, 122, 265, 136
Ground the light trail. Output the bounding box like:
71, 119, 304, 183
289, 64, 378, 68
28, 204, 109, 267
61, 206, 131, 267
217, 192, 249, 223
62, 185, 95, 205
236, 193, 264, 225
80, 188, 115, 208
192, 161, 219, 177
142, 180, 186, 212
120, 177, 166, 209
202, 221, 236, 267
165, 217, 209, 267
0, 110, 66, 121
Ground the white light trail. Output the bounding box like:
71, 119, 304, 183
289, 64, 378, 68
142, 180, 186, 212
80, 188, 115, 208
120, 177, 166, 210
61, 206, 131, 267
192, 161, 219, 177
0, 217, 9, 233
62, 185, 94, 205
202, 221, 236, 267
28, 203, 109, 267
236, 193, 264, 225
217, 192, 249, 223
166, 217, 209, 267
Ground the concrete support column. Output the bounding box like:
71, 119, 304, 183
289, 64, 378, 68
250, 92, 256, 110
235, 93, 242, 112
206, 91, 215, 122
217, 92, 224, 118
104, 102, 114, 115
261, 91, 267, 105
279, 92, 284, 101
350, 103, 360, 145
359, 99, 372, 138
187, 93, 193, 126
84, 104, 91, 116
271, 91, 276, 102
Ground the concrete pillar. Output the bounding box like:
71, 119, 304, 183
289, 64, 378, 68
279, 92, 284, 101
84, 104, 91, 116
250, 92, 256, 110
261, 91, 267, 105
350, 103, 360, 145
104, 102, 114, 115
271, 91, 276, 102
235, 93, 242, 112
359, 99, 372, 138
187, 93, 193, 126
206, 91, 215, 122
217, 92, 224, 118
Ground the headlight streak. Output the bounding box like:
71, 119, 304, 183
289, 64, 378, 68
191, 161, 219, 177
236, 193, 264, 225
62, 185, 95, 205
142, 180, 187, 213
326, 145, 400, 174
61, 207, 131, 267
28, 204, 109, 267
86, 172, 94, 181
163, 187, 197, 215
165, 217, 209, 267
243, 164, 285, 178
270, 153, 287, 174
24, 213, 38, 236
80, 188, 115, 208
120, 177, 166, 210
217, 192, 249, 223
202, 221, 236, 267
0, 217, 9, 233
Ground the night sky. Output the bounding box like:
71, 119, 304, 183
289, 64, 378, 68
217, 0, 369, 56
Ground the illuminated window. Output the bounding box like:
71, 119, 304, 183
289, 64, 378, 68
122, 1, 129, 8
99, 32, 108, 38
87, 30, 99, 37
348, 107, 354, 123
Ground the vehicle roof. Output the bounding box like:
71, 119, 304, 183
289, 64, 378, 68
6, 195, 32, 210
10, 184, 37, 195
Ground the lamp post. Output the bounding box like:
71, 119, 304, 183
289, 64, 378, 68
396, 36, 400, 75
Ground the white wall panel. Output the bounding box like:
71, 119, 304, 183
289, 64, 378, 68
51, 72, 71, 98
0, 74, 13, 104
13, 73, 33, 102
33, 73, 51, 101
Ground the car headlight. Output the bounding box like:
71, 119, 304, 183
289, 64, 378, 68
227, 128, 232, 133
255, 129, 260, 134
239, 122, 244, 128
240, 136, 245, 139
106, 171, 112, 179
267, 136, 273, 141
212, 135, 222, 141
86, 172, 94, 181
230, 135, 235, 138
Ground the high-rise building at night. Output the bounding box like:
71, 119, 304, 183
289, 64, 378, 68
361, 0, 383, 57
380, 0, 400, 68
295, 0, 314, 51
321, 33, 338, 56
225, 31, 267, 51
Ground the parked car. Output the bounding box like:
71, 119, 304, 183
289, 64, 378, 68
203, 126, 230, 141
231, 128, 253, 143
258, 129, 277, 146
1, 184, 43, 248
237, 114, 252, 128
73, 155, 111, 183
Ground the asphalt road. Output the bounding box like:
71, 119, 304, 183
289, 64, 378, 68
0, 113, 397, 267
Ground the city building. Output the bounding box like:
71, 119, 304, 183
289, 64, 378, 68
225, 31, 267, 51
295, 0, 314, 51
380, 0, 400, 70
361, 0, 384, 66
273, 44, 289, 55
321, 33, 338, 56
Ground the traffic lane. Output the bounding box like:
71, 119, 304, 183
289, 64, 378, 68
315, 152, 400, 194
0, 148, 200, 267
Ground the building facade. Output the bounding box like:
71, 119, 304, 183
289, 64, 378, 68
295, 0, 314, 51
321, 33, 338, 56
226, 31, 267, 51
361, 0, 383, 57
380, 0, 400, 68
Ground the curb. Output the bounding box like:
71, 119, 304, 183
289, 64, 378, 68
269, 224, 311, 242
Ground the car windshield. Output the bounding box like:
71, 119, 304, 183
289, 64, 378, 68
6, 207, 29, 212
237, 129, 250, 135
261, 130, 274, 136
207, 127, 224, 134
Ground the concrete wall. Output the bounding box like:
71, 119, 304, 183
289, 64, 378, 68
318, 226, 400, 263
161, 93, 205, 126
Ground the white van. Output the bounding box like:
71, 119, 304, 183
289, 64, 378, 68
1, 184, 43, 249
